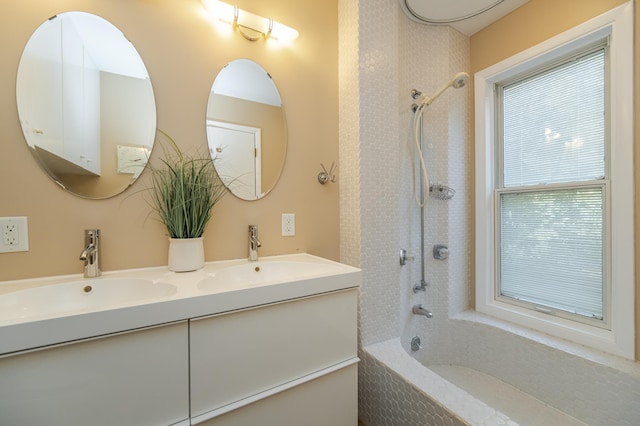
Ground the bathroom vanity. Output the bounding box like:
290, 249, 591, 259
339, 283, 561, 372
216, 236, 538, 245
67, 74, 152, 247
0, 254, 360, 426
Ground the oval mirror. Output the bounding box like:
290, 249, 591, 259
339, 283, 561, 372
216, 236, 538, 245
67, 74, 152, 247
206, 59, 286, 201
16, 12, 156, 199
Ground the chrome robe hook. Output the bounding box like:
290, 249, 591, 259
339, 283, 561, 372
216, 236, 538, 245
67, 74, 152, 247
318, 162, 337, 184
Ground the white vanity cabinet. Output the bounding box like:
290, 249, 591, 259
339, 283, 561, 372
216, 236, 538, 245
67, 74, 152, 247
190, 288, 359, 425
0, 254, 361, 426
0, 321, 190, 426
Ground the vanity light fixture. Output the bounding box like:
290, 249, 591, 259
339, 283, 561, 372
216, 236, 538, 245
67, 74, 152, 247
202, 0, 299, 42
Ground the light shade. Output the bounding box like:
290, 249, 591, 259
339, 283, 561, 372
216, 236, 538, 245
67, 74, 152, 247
202, 0, 298, 43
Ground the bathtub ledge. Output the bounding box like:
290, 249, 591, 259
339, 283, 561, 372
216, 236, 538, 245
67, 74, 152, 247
451, 310, 640, 378
365, 338, 518, 426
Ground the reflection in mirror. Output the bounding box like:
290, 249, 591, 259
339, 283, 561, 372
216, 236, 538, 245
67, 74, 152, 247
16, 12, 156, 199
206, 59, 286, 200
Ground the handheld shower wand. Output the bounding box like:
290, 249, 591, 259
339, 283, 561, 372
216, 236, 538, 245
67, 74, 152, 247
411, 71, 469, 207
415, 72, 469, 107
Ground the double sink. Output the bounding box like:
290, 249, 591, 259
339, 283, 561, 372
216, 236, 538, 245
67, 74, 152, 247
0, 253, 360, 355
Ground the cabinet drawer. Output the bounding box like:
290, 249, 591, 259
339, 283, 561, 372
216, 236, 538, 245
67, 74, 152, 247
195, 363, 358, 426
190, 289, 357, 417
0, 321, 190, 426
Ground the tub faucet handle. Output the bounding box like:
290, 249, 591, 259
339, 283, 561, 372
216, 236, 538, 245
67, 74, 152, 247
411, 336, 422, 352
400, 248, 415, 266
413, 280, 428, 293
433, 244, 449, 260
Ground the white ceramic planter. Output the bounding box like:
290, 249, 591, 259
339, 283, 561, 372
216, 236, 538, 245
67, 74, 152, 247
168, 237, 205, 272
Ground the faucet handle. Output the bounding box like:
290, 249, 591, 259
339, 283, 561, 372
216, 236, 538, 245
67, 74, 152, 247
250, 225, 261, 246
248, 225, 261, 261
85, 229, 100, 244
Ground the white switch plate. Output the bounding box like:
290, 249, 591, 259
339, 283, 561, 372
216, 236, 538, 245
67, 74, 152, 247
0, 216, 29, 253
282, 213, 295, 236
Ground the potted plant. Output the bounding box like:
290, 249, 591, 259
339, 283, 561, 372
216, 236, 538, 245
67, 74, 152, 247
149, 130, 227, 272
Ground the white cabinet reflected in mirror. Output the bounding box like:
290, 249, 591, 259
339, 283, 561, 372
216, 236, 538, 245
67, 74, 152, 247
16, 12, 156, 199
206, 59, 287, 201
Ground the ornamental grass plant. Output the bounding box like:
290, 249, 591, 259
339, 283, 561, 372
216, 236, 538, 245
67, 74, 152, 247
149, 131, 227, 239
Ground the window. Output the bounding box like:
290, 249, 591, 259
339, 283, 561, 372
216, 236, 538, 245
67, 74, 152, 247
498, 46, 607, 326
475, 3, 634, 358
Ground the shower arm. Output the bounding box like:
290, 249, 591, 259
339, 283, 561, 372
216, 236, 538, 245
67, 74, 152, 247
417, 83, 450, 107
414, 72, 470, 107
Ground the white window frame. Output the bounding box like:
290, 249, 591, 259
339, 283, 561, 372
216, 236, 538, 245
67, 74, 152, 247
474, 3, 634, 359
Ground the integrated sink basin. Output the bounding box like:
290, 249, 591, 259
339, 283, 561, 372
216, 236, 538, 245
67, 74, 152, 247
0, 253, 361, 355
0, 278, 177, 322
197, 260, 347, 290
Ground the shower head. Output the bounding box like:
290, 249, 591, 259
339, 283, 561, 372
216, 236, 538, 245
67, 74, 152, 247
416, 71, 470, 107
451, 71, 470, 89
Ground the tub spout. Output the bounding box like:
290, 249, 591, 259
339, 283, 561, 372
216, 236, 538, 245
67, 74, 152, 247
412, 304, 433, 318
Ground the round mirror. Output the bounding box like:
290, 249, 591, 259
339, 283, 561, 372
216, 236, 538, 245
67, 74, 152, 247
206, 59, 286, 201
16, 12, 156, 199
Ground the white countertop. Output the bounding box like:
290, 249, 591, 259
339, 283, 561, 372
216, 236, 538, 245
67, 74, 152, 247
0, 253, 361, 355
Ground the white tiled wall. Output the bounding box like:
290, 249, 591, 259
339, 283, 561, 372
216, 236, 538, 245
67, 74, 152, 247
338, 0, 470, 355
338, 0, 361, 271
340, 0, 402, 347
339, 0, 473, 423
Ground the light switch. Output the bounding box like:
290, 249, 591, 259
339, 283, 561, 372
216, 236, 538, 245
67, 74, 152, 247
282, 214, 295, 236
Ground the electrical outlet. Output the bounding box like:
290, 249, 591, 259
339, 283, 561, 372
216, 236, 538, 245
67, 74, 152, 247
282, 213, 295, 236
0, 217, 29, 253
3, 223, 18, 245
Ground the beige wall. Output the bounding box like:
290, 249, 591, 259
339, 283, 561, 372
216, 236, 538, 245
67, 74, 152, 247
0, 0, 339, 280
470, 0, 638, 360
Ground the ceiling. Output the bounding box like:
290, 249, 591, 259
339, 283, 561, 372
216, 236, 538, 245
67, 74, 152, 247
399, 0, 529, 35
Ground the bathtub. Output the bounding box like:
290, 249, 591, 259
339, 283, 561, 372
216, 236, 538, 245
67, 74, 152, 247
359, 315, 640, 426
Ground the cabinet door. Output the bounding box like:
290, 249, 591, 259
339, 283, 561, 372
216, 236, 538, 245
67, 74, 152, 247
0, 321, 189, 426
190, 289, 358, 418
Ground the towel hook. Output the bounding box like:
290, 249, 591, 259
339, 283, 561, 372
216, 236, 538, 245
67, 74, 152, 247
318, 162, 337, 184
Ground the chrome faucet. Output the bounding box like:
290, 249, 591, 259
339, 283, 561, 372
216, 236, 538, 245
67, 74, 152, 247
248, 225, 261, 261
412, 304, 433, 318
79, 229, 101, 278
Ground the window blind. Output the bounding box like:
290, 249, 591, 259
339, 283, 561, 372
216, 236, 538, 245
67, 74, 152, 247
501, 48, 605, 187
499, 188, 604, 319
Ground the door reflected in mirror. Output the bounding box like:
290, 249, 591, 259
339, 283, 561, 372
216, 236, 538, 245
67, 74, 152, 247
206, 59, 286, 200
16, 12, 156, 199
